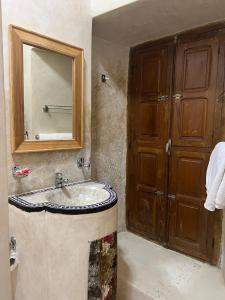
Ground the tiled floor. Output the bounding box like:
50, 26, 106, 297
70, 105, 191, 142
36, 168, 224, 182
117, 232, 225, 300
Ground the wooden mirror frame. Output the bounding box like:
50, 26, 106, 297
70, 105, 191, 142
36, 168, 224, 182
10, 25, 83, 153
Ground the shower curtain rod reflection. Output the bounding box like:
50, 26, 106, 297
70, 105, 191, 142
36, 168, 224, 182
42, 104, 72, 112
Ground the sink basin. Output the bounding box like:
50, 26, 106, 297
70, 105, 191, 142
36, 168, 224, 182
9, 181, 117, 214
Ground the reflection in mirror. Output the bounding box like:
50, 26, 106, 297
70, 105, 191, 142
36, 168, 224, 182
23, 44, 73, 141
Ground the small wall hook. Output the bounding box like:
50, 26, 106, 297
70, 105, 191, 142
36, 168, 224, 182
101, 74, 109, 83
77, 157, 91, 169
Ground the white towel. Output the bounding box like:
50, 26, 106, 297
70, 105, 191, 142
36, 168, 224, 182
36, 133, 73, 140
204, 142, 225, 211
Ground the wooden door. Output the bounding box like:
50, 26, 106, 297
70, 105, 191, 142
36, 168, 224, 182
168, 37, 219, 260
127, 43, 173, 243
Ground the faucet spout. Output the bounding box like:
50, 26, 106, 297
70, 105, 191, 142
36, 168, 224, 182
55, 172, 69, 188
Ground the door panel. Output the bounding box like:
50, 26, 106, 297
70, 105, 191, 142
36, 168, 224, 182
168, 36, 219, 261
179, 98, 207, 139
172, 38, 219, 147
127, 31, 219, 263
137, 147, 166, 193
135, 147, 167, 240
183, 47, 210, 91
138, 50, 166, 100
127, 43, 173, 244
138, 152, 158, 189
168, 150, 210, 259
135, 191, 157, 239
136, 46, 172, 145
140, 55, 160, 96
138, 102, 159, 139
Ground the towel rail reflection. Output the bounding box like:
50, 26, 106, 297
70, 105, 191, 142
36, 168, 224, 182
42, 104, 72, 113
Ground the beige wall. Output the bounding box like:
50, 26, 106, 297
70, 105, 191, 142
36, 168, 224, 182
91, 36, 129, 231
1, 0, 92, 195
0, 0, 11, 298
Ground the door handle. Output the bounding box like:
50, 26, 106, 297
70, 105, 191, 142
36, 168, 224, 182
165, 139, 172, 155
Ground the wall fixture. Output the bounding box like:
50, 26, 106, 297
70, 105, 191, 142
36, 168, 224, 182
13, 166, 30, 178
9, 236, 18, 271
101, 74, 109, 83
77, 157, 91, 169
55, 172, 69, 188
42, 104, 72, 113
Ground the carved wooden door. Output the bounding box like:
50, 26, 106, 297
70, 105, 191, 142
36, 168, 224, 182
127, 33, 220, 261
127, 43, 173, 243
168, 37, 219, 260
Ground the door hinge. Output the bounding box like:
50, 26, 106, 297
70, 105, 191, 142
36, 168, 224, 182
155, 190, 164, 196
168, 194, 176, 201
172, 93, 182, 101
217, 91, 225, 103
212, 237, 215, 249
174, 35, 178, 44
157, 95, 169, 102
165, 138, 172, 155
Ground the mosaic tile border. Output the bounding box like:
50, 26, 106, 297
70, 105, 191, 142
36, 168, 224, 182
8, 181, 117, 215
88, 232, 117, 300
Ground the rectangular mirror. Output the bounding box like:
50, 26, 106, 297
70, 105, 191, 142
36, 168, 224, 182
23, 45, 73, 141
10, 25, 83, 153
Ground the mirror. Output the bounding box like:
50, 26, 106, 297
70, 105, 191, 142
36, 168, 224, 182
10, 25, 83, 153
23, 45, 73, 141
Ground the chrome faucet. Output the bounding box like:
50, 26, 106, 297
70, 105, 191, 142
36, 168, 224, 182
55, 172, 69, 188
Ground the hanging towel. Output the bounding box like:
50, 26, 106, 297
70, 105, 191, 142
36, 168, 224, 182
35, 133, 73, 140
204, 142, 225, 211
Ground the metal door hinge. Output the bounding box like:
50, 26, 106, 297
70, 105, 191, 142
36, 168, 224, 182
217, 92, 225, 103
174, 35, 178, 44
155, 191, 164, 196
173, 93, 182, 101
165, 138, 172, 155
157, 95, 169, 102
168, 194, 176, 200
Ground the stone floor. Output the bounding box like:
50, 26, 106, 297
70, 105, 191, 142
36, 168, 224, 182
117, 232, 225, 300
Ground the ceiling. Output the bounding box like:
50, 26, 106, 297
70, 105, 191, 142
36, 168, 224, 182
91, 0, 138, 17
93, 0, 225, 47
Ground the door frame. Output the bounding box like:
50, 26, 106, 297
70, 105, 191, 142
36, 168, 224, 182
126, 21, 225, 265
0, 1, 12, 298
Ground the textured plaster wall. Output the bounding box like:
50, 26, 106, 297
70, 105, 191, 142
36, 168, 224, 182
1, 0, 92, 195
91, 36, 129, 231
0, 1, 11, 298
